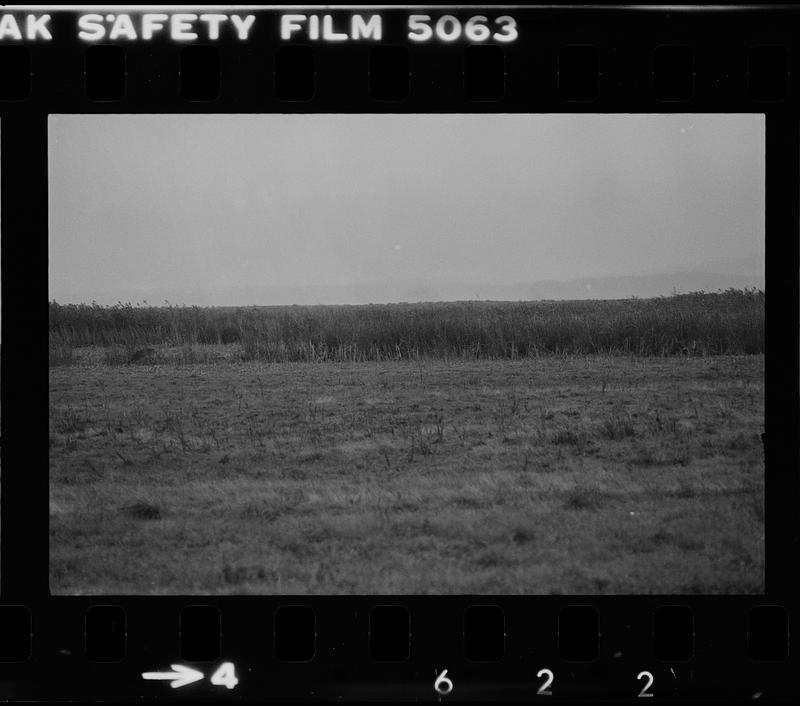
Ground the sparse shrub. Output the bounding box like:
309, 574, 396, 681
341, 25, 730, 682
123, 501, 161, 520
633, 445, 658, 466
749, 497, 765, 523
222, 564, 250, 585
495, 395, 522, 434
177, 344, 197, 365
405, 421, 441, 460
672, 448, 691, 467
240, 502, 280, 521
56, 465, 99, 485
103, 346, 129, 366
129, 347, 156, 364
219, 325, 240, 344
599, 415, 636, 441
676, 537, 705, 551
512, 527, 535, 544
49, 344, 74, 367
563, 487, 605, 510
52, 405, 88, 434
221, 564, 268, 586
652, 530, 672, 545
726, 431, 755, 450
298, 449, 324, 464
240, 331, 265, 362
679, 580, 707, 594
475, 551, 501, 568
455, 495, 483, 509
549, 426, 584, 445
674, 480, 696, 498
646, 412, 678, 435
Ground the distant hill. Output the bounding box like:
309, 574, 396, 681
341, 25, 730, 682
54, 270, 765, 307
523, 271, 764, 301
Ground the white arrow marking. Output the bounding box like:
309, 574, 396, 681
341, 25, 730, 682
142, 664, 204, 689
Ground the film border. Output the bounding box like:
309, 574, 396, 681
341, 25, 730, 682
0, 3, 797, 701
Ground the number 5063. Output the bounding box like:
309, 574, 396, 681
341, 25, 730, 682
407, 15, 518, 43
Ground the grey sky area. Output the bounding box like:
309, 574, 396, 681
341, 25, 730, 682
49, 114, 764, 306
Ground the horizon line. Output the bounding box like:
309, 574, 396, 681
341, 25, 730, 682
49, 286, 765, 309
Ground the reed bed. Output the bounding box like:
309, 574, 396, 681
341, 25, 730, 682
49, 288, 764, 365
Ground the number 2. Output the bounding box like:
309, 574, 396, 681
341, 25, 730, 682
637, 670, 654, 698
536, 668, 553, 696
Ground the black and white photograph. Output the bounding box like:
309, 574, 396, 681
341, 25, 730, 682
48, 113, 765, 595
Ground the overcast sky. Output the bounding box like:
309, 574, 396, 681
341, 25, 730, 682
49, 114, 764, 306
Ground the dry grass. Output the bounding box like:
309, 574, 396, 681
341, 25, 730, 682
49, 354, 764, 595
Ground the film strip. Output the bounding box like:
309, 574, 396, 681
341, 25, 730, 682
0, 2, 797, 702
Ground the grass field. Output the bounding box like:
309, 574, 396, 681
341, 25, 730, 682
50, 350, 764, 595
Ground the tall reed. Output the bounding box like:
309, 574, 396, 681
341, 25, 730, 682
49, 289, 764, 364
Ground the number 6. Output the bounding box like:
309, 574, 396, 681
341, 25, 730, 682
434, 669, 454, 695
464, 16, 490, 42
